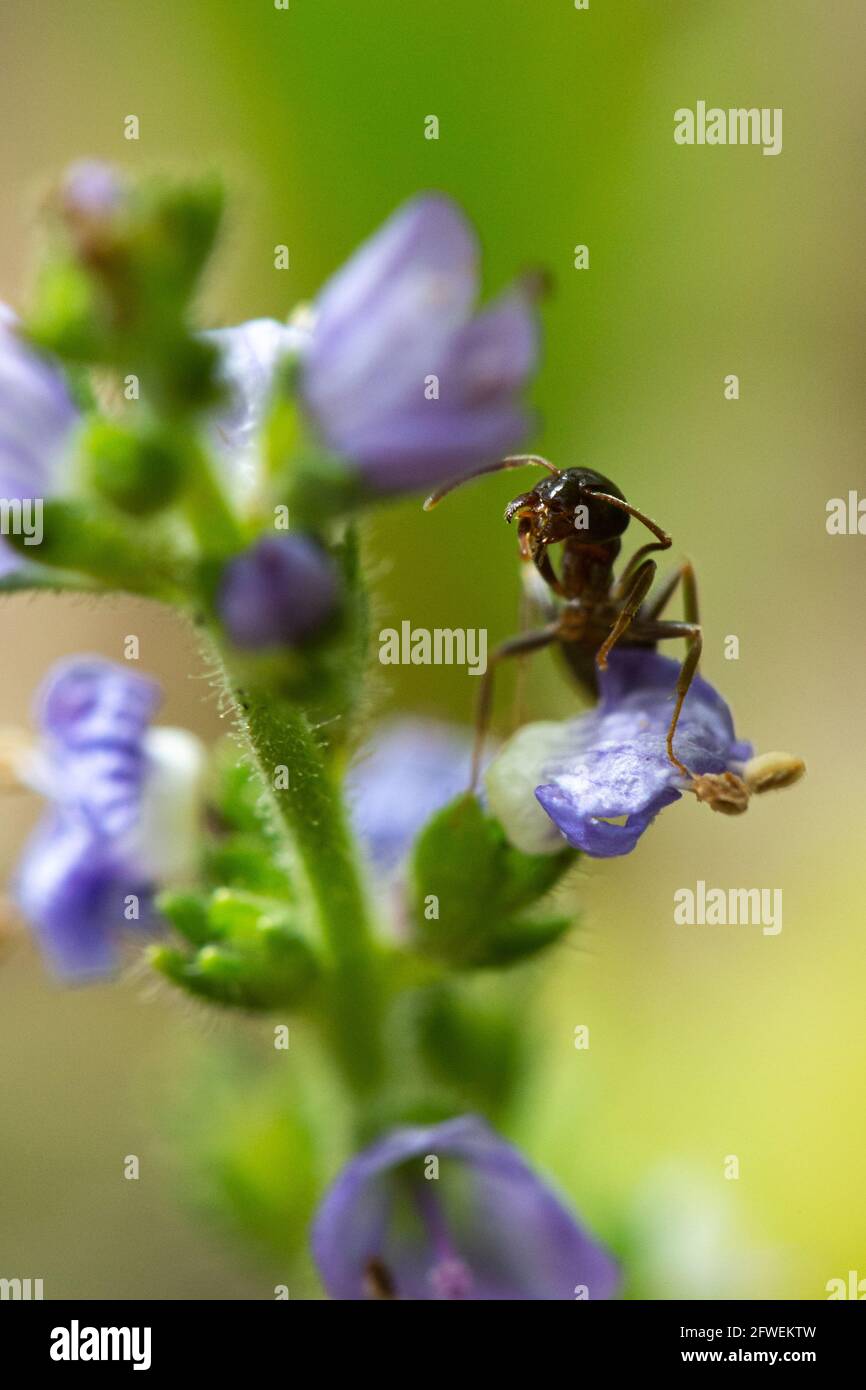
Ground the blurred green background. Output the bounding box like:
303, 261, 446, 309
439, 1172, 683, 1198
0, 0, 863, 1298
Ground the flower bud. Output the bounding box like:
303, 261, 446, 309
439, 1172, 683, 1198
60, 160, 125, 223
84, 418, 185, 515
218, 534, 340, 649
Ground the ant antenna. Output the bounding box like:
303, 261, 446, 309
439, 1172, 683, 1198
423, 455, 560, 511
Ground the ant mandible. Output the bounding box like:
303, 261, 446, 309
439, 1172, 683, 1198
424, 454, 702, 789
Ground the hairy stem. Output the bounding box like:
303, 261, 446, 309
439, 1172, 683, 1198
217, 647, 384, 1094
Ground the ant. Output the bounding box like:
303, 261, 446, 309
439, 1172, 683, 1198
424, 454, 701, 789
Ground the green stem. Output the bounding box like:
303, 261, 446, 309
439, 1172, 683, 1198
183, 434, 244, 557
217, 649, 384, 1094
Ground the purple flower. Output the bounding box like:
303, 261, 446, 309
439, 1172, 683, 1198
217, 534, 339, 649
0, 305, 79, 574
300, 195, 538, 494
486, 648, 755, 859
346, 718, 473, 872
210, 195, 538, 500
312, 1114, 618, 1301
15, 658, 205, 980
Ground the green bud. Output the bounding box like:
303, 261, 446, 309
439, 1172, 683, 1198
158, 890, 212, 946
152, 887, 319, 1010
409, 793, 577, 969
28, 171, 226, 417
27, 259, 103, 362
146, 175, 224, 293
203, 836, 294, 898
84, 418, 185, 516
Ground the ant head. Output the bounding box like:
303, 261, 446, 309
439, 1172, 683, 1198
505, 466, 630, 544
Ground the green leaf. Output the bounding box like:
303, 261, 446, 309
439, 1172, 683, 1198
409, 793, 577, 968
2, 498, 190, 599
0, 566, 98, 595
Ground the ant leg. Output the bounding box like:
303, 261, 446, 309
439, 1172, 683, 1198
640, 619, 703, 777
512, 587, 533, 731
641, 559, 699, 627
471, 622, 560, 791
613, 538, 676, 600
513, 561, 555, 729
596, 559, 657, 671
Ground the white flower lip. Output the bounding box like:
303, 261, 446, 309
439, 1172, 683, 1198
135, 726, 207, 884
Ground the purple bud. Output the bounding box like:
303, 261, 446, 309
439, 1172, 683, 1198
60, 160, 125, 218
218, 534, 340, 649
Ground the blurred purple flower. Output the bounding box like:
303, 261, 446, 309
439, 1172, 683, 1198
346, 718, 473, 872
15, 658, 204, 980
312, 1114, 618, 1301
217, 533, 339, 649
209, 194, 538, 499
300, 195, 538, 494
486, 648, 754, 859
0, 305, 79, 575
60, 159, 125, 218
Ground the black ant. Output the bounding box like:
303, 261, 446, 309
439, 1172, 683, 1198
424, 454, 701, 788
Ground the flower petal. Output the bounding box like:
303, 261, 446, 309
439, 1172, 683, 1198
0, 307, 79, 573
206, 317, 308, 510
312, 1114, 619, 1301
36, 658, 162, 837
15, 815, 149, 981
305, 195, 478, 421
342, 285, 538, 491
302, 196, 487, 477
346, 718, 473, 872
490, 648, 752, 859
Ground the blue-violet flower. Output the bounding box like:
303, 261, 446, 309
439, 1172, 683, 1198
0, 305, 79, 574
312, 1114, 618, 1300
14, 658, 205, 979
486, 648, 760, 858
346, 717, 473, 873
212, 194, 538, 499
